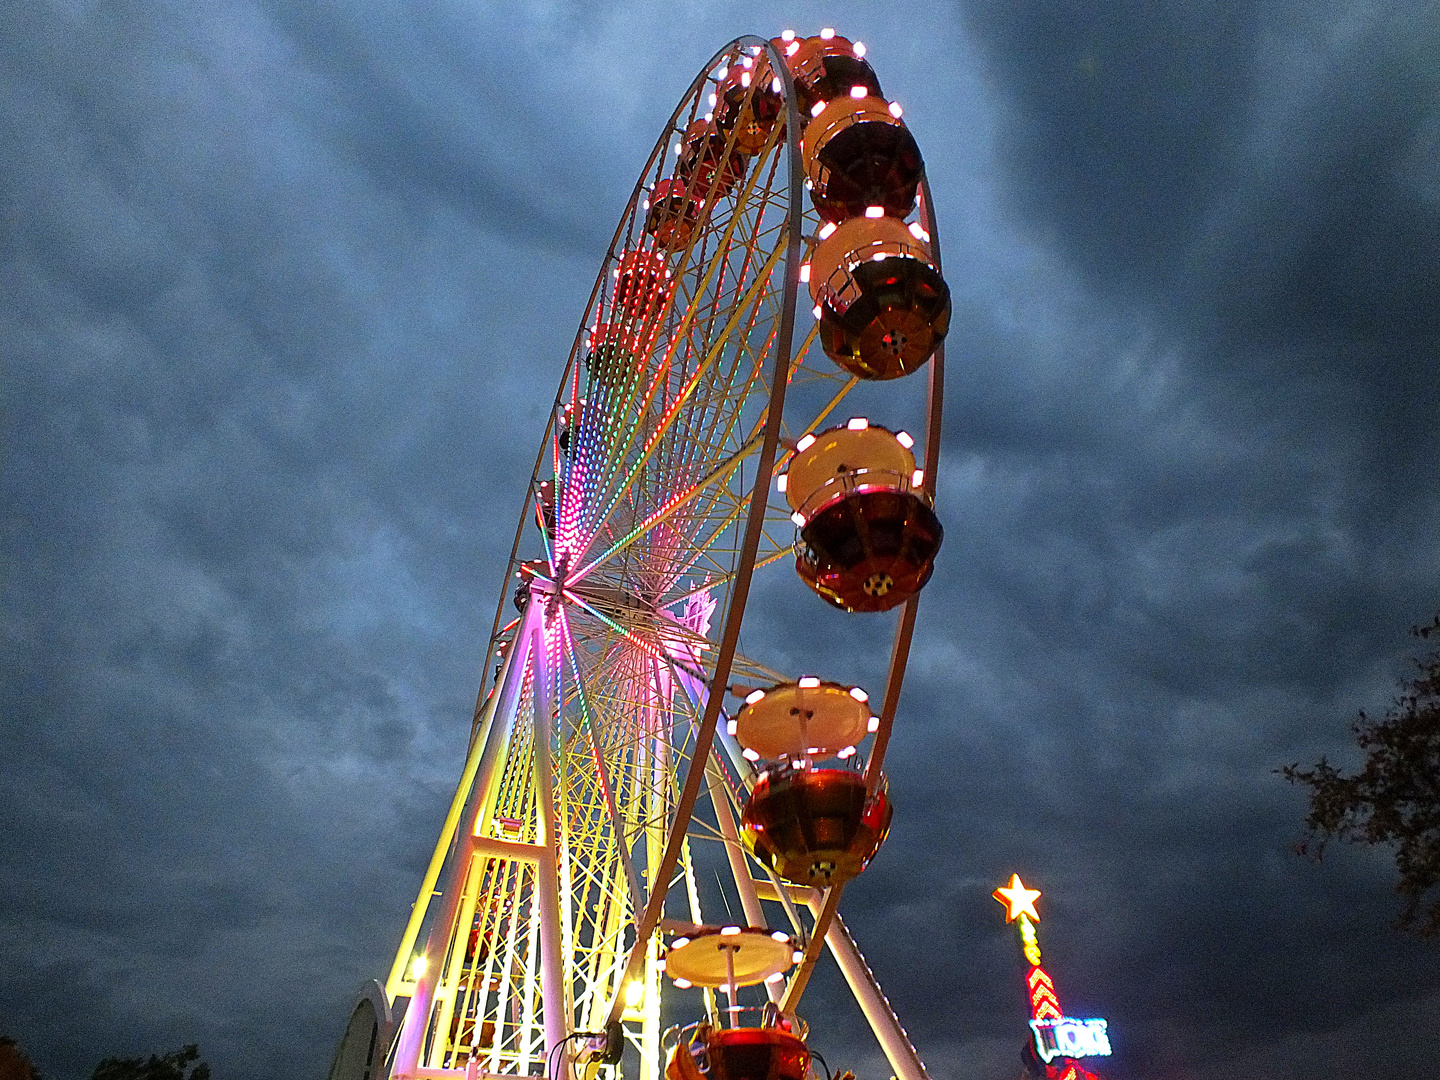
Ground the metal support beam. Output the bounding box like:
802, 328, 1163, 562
780, 884, 842, 1010
704, 754, 781, 1004
390, 605, 539, 1077
806, 898, 931, 1080
386, 649, 512, 999
471, 836, 547, 862
746, 878, 930, 1080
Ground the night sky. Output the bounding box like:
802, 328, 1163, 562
4, 2, 1439, 1079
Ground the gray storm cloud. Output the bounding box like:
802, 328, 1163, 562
3, 2, 1438, 1078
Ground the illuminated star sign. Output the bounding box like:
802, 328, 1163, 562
994, 873, 1042, 922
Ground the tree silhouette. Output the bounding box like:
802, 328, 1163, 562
1282, 612, 1440, 936
90, 1045, 210, 1080
1, 1036, 43, 1080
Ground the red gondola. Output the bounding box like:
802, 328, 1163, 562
741, 758, 892, 887
782, 421, 943, 611
807, 216, 949, 380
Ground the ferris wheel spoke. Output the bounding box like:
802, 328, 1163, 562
577, 158, 788, 553
605, 262, 785, 576
657, 336, 765, 500
555, 606, 646, 914
575, 159, 787, 548
653, 348, 849, 579
568, 430, 765, 586
656, 548, 791, 615
576, 235, 789, 566
634, 490, 793, 594
601, 441, 785, 610
668, 323, 779, 493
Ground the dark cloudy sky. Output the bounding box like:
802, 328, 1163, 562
4, 1, 1439, 1078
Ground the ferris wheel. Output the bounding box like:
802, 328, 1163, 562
328, 28, 951, 1080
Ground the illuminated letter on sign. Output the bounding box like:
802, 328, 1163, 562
1028, 1018, 1112, 1064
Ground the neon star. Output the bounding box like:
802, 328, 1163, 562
993, 873, 1042, 922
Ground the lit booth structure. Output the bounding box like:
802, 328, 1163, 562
994, 875, 1114, 1080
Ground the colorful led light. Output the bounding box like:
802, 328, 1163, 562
1020, 914, 1042, 966
997, 874, 1113, 1077
1027, 965, 1062, 1021
994, 874, 1042, 922
1028, 1018, 1111, 1064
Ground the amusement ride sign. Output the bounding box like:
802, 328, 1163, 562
994, 874, 1114, 1080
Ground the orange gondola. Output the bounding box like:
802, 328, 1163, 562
803, 95, 922, 223
781, 421, 943, 610
773, 31, 882, 115
807, 216, 949, 380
